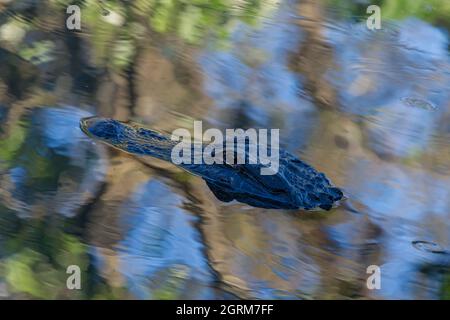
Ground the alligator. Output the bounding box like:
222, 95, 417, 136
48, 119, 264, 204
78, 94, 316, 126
80, 117, 344, 210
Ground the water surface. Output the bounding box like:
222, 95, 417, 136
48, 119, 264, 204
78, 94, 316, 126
0, 0, 449, 299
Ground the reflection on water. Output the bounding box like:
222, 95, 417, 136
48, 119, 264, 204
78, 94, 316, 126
0, 0, 449, 299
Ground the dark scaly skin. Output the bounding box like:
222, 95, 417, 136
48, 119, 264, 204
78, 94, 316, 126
80, 117, 343, 210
